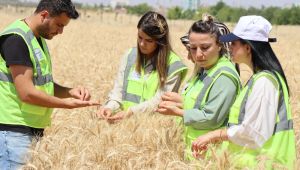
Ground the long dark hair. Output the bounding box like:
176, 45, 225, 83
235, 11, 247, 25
136, 11, 171, 88
241, 39, 290, 94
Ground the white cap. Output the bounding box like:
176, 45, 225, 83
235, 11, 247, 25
220, 15, 276, 42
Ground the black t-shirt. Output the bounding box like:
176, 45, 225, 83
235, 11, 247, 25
0, 34, 45, 132
0, 34, 44, 67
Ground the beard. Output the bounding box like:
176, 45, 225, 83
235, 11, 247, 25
36, 22, 55, 40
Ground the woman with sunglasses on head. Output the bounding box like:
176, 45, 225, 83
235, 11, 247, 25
192, 15, 296, 169
156, 14, 241, 159
96, 11, 187, 122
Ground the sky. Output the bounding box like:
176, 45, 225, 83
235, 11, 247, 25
25, 0, 300, 8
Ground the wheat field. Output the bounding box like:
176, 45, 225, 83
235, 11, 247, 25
0, 7, 299, 169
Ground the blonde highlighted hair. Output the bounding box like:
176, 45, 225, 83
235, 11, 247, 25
136, 11, 171, 88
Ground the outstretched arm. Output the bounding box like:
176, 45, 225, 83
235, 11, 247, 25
10, 65, 99, 109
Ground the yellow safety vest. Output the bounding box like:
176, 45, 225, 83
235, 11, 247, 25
227, 71, 296, 169
182, 56, 241, 160
121, 47, 188, 111
0, 20, 54, 128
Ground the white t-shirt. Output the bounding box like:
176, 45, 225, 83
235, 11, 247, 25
227, 76, 279, 149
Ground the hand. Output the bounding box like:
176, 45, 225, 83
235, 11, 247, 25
191, 130, 222, 159
161, 92, 183, 104
69, 86, 91, 101
63, 98, 100, 109
107, 110, 133, 124
96, 107, 113, 119
156, 101, 183, 116
191, 134, 212, 159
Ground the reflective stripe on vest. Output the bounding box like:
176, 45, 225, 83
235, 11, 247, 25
122, 47, 186, 104
122, 48, 138, 103
193, 66, 241, 109
182, 57, 240, 161
167, 60, 186, 77
0, 28, 53, 85
0, 20, 54, 128
228, 71, 293, 134
0, 72, 53, 85
226, 71, 295, 169
0, 72, 13, 82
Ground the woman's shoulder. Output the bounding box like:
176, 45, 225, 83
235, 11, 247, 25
215, 74, 237, 85
253, 71, 280, 89
123, 47, 137, 59
210, 60, 241, 86
213, 74, 238, 91
168, 50, 180, 58
167, 50, 185, 63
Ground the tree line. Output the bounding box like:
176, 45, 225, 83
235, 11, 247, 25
126, 2, 300, 25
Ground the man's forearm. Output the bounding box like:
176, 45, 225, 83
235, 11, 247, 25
21, 86, 69, 108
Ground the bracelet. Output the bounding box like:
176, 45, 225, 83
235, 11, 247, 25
219, 130, 223, 141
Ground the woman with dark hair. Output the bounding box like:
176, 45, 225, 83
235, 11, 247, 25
192, 15, 296, 168
96, 11, 187, 122
180, 21, 232, 63
156, 14, 241, 159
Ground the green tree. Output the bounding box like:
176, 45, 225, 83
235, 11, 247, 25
289, 5, 300, 25
194, 7, 211, 20
182, 9, 196, 19
261, 7, 280, 22
273, 8, 290, 25
216, 6, 232, 22
165, 0, 300, 25
229, 7, 247, 22
210, 1, 227, 16
126, 3, 152, 16
246, 7, 262, 16
167, 6, 183, 20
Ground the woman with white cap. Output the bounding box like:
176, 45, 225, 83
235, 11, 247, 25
191, 15, 296, 169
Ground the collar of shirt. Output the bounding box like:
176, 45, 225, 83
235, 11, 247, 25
197, 69, 208, 81
144, 57, 156, 74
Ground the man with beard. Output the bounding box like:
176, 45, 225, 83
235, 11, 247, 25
0, 0, 99, 169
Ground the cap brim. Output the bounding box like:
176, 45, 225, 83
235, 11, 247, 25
220, 33, 241, 42
268, 38, 277, 42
